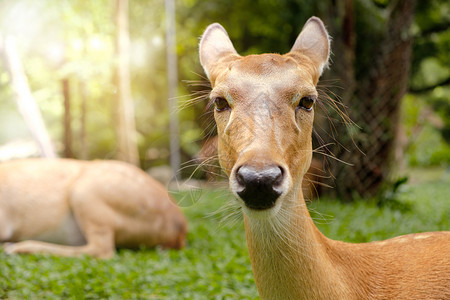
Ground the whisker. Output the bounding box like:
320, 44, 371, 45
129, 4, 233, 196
313, 149, 353, 166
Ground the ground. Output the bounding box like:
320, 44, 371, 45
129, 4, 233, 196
0, 168, 448, 299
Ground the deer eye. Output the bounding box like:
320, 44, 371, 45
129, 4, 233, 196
297, 96, 315, 112
214, 97, 231, 112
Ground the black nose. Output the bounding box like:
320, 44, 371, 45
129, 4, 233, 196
235, 165, 284, 210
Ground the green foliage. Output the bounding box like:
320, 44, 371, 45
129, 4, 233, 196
402, 93, 450, 167
0, 188, 258, 299
376, 176, 412, 212
309, 170, 449, 242
1, 0, 448, 174
0, 0, 323, 166
406, 0, 450, 167
413, 0, 450, 69
1, 172, 449, 298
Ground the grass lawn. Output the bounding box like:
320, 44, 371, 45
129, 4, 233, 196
1, 168, 449, 299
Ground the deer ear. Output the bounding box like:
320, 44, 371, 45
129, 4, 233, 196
290, 17, 330, 75
199, 23, 238, 80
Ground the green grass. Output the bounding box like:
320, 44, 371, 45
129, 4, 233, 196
1, 169, 449, 299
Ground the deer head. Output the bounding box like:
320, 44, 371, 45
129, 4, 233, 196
199, 17, 330, 217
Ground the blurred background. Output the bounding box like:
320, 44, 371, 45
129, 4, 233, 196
0, 0, 448, 200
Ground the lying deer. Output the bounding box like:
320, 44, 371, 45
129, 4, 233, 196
199, 17, 450, 299
0, 159, 187, 258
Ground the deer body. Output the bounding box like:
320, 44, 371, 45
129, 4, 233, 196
199, 17, 450, 299
245, 192, 450, 299
0, 158, 187, 258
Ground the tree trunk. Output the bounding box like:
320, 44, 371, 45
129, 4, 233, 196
79, 79, 88, 160
165, 0, 180, 179
1, 36, 57, 158
114, 0, 139, 165
319, 0, 417, 198
62, 78, 73, 158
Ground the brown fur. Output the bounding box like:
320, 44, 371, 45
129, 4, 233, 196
199, 17, 450, 299
198, 135, 324, 197
0, 158, 187, 258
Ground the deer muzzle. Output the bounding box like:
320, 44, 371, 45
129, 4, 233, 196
233, 163, 286, 210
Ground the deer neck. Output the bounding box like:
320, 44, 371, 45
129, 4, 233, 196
243, 186, 351, 300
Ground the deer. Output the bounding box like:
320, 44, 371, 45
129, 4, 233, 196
199, 17, 450, 299
0, 158, 187, 258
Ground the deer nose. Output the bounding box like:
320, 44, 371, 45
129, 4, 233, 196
235, 165, 284, 210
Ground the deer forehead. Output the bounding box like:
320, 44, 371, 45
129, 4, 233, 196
234, 53, 297, 75
211, 54, 318, 106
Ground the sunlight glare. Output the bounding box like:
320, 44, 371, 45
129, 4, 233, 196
89, 36, 104, 51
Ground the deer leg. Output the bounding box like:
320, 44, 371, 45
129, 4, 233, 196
3, 224, 115, 259
0, 211, 13, 242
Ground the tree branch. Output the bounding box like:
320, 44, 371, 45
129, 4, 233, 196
2, 36, 57, 158
416, 21, 450, 38
409, 77, 450, 94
